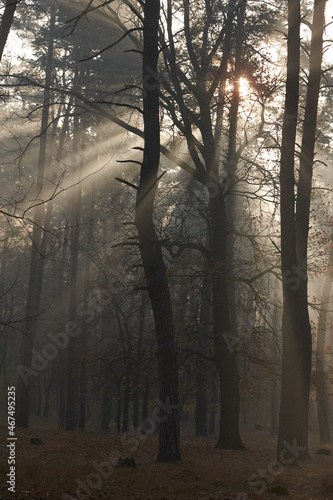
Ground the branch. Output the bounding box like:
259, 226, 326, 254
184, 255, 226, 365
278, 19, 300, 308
115, 177, 138, 190
65, 0, 115, 35
1, 74, 200, 181
80, 27, 143, 61
179, 347, 215, 362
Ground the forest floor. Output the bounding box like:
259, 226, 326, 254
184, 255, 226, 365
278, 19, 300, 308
0, 420, 332, 500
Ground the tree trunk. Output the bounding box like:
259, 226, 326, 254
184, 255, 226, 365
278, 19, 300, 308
142, 379, 150, 424
116, 384, 121, 434
122, 382, 130, 433
65, 174, 82, 431
65, 97, 82, 431
78, 184, 95, 431
225, 0, 246, 341
278, 0, 326, 460
133, 387, 139, 430
16, 5, 56, 428
195, 266, 210, 437
316, 240, 332, 444
133, 293, 146, 429
43, 370, 53, 418
0, 0, 20, 61
195, 375, 208, 436
56, 229, 69, 429
271, 373, 279, 436
135, 0, 181, 462
101, 387, 112, 432
210, 188, 245, 450
209, 375, 217, 435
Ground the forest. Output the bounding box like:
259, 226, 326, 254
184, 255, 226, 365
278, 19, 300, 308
0, 0, 332, 498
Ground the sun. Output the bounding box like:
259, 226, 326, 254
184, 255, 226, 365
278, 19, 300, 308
238, 77, 250, 98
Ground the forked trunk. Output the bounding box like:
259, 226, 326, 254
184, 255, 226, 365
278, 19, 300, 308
278, 0, 326, 460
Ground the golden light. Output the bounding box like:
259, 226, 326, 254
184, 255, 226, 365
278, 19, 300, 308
238, 77, 250, 99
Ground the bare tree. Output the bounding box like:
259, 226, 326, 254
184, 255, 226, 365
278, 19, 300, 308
134, 0, 181, 462
278, 0, 327, 459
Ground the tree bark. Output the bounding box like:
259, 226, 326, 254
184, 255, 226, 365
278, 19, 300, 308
101, 387, 113, 432
316, 240, 332, 444
211, 191, 245, 450
65, 100, 82, 431
195, 374, 208, 436
209, 374, 217, 435
122, 382, 130, 433
16, 5, 56, 428
0, 0, 20, 61
116, 383, 121, 434
65, 160, 82, 431
135, 0, 181, 462
133, 293, 146, 429
271, 373, 279, 436
78, 182, 95, 431
142, 378, 150, 424
278, 0, 326, 460
195, 269, 210, 437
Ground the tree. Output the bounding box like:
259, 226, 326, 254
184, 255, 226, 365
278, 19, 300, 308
0, 0, 21, 61
278, 0, 327, 459
316, 237, 332, 445
134, 0, 181, 462
16, 2, 56, 428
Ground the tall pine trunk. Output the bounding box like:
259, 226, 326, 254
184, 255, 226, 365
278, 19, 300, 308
316, 240, 332, 444
16, 5, 56, 428
65, 99, 82, 431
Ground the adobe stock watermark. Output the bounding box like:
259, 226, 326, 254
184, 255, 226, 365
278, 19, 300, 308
17, 289, 111, 385
282, 259, 307, 292
75, 396, 179, 499
248, 439, 306, 494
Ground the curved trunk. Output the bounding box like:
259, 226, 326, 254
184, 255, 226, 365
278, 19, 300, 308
135, 0, 181, 462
